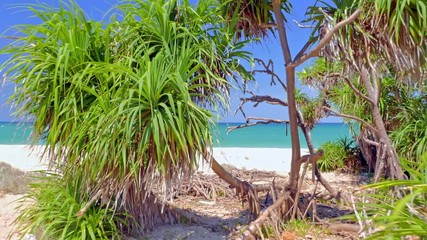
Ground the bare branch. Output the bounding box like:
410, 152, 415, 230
253, 58, 287, 91
293, 39, 316, 62
290, 9, 361, 68
324, 73, 373, 104
343, 76, 374, 104
260, 23, 277, 29
362, 137, 379, 147
240, 95, 288, 107
292, 20, 314, 28
238, 192, 290, 240
227, 118, 289, 134
323, 106, 378, 133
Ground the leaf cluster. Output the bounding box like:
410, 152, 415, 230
362, 154, 427, 239
15, 174, 122, 240
0, 0, 254, 234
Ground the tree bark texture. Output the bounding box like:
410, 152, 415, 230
359, 65, 404, 180
272, 0, 301, 197
296, 110, 339, 199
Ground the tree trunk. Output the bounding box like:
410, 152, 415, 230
204, 150, 261, 216
359, 64, 404, 180
371, 104, 404, 179
272, 0, 301, 197
357, 130, 377, 172
297, 110, 339, 199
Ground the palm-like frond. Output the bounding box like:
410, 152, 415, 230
221, 0, 292, 39
1, 0, 253, 233
362, 154, 427, 238
391, 94, 427, 161
306, 0, 427, 78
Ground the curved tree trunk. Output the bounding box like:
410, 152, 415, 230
204, 150, 261, 216
296, 110, 339, 199
359, 64, 404, 180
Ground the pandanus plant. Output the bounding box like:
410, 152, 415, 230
305, 0, 427, 180
1, 0, 253, 235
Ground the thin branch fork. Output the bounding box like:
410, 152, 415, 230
320, 72, 373, 104
292, 19, 314, 28
293, 39, 316, 62
323, 106, 378, 133
227, 117, 289, 134
253, 58, 287, 91
289, 9, 361, 68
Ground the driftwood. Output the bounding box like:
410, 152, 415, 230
232, 150, 327, 239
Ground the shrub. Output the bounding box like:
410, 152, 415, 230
362, 154, 427, 239
391, 97, 427, 162
317, 140, 347, 172
14, 174, 124, 240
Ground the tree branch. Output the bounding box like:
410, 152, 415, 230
289, 9, 361, 68
292, 20, 314, 28
293, 39, 316, 62
324, 73, 373, 104
253, 58, 287, 91
227, 118, 289, 134
343, 76, 374, 104
238, 192, 290, 240
240, 95, 288, 107
323, 106, 378, 133
362, 137, 379, 147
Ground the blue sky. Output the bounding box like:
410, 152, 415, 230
0, 0, 341, 123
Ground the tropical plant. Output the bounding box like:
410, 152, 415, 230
304, 0, 427, 180
15, 174, 122, 240
317, 140, 346, 172
219, 2, 361, 228
362, 154, 427, 239
391, 95, 427, 162
1, 0, 252, 234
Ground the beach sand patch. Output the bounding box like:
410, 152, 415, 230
0, 162, 35, 197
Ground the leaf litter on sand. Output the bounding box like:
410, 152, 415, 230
0, 161, 368, 240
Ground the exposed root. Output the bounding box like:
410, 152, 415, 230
205, 151, 261, 217
237, 192, 290, 240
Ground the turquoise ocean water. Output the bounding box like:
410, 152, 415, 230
0, 122, 352, 148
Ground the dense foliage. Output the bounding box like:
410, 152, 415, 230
16, 174, 122, 240
1, 0, 252, 235
363, 154, 427, 238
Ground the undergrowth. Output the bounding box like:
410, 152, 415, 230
14, 173, 125, 240
361, 154, 427, 239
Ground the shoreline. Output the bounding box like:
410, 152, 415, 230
0, 145, 309, 174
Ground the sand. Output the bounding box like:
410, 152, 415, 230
0, 145, 309, 174
0, 145, 48, 172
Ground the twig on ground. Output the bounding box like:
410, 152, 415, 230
350, 192, 364, 237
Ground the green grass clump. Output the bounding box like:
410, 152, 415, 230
15, 174, 123, 240
317, 141, 347, 172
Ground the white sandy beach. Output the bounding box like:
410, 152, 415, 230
0, 145, 309, 174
